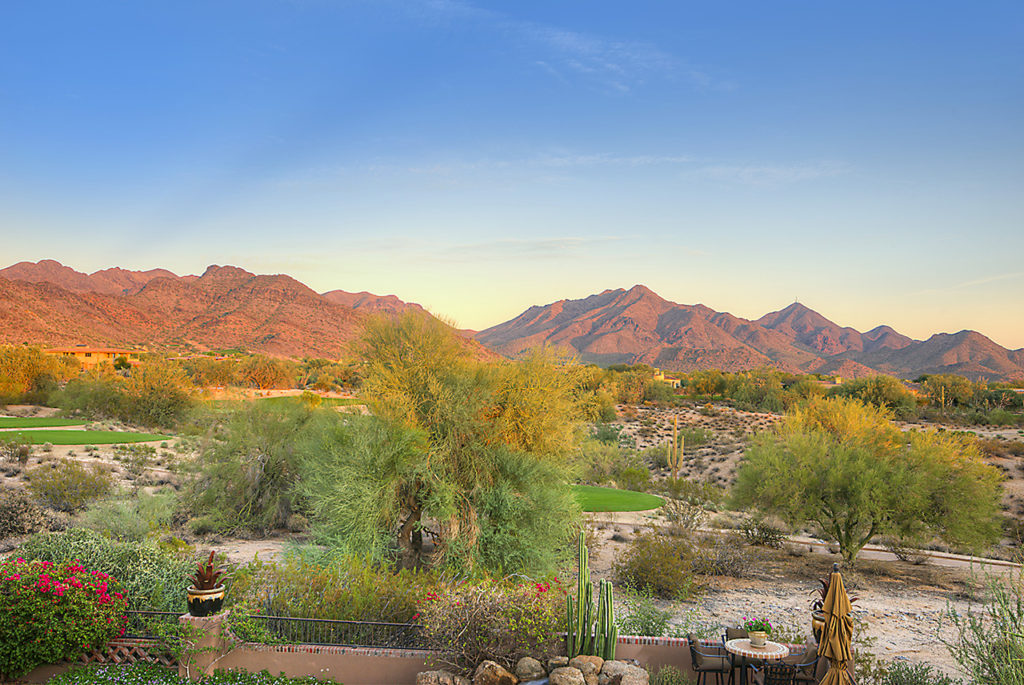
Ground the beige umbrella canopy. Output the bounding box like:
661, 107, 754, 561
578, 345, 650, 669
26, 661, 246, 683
818, 564, 854, 685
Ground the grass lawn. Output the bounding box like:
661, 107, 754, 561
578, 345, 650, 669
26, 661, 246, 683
1, 430, 169, 445
572, 484, 664, 512
0, 417, 87, 428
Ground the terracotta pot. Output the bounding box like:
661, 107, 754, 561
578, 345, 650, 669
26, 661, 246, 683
187, 585, 225, 617
749, 630, 767, 647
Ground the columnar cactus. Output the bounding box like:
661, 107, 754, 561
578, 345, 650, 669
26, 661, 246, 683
566, 533, 616, 660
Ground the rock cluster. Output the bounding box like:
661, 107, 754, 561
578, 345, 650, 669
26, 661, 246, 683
417, 656, 649, 685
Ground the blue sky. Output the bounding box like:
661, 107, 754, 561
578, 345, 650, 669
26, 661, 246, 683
2, 1, 1022, 347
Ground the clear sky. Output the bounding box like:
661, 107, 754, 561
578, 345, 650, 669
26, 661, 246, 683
2, 1, 1022, 347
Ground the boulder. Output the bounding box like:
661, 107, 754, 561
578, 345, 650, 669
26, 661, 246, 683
569, 656, 604, 685
417, 672, 471, 685
474, 660, 518, 685
548, 667, 586, 685
597, 661, 648, 685
548, 657, 570, 671
515, 657, 547, 681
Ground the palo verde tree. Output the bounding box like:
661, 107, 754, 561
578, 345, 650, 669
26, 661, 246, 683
733, 396, 1002, 563
302, 312, 582, 574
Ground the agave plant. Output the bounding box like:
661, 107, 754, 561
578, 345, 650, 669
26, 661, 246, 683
191, 551, 226, 591
811, 575, 857, 611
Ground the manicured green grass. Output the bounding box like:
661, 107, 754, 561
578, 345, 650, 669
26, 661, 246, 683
572, 484, 664, 512
1, 430, 169, 445
0, 417, 87, 428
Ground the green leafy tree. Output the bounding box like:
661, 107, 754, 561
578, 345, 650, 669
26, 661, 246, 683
828, 375, 918, 418
733, 397, 1002, 563
922, 373, 975, 408
326, 312, 581, 573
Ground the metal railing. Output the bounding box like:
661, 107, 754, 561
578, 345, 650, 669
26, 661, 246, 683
122, 610, 183, 640
229, 614, 427, 649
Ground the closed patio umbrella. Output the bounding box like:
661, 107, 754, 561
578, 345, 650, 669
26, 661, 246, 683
818, 564, 854, 685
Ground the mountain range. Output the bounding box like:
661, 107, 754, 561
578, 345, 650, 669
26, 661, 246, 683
476, 285, 1024, 381
2, 261, 1021, 380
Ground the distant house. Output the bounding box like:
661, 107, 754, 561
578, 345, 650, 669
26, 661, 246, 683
652, 368, 681, 389
44, 346, 142, 369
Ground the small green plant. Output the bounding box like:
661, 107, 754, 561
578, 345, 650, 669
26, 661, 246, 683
881, 661, 962, 685
617, 589, 671, 636
741, 518, 788, 548
0, 557, 128, 679
652, 664, 696, 685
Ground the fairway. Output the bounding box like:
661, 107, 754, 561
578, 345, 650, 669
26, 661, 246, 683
2, 430, 169, 445
0, 417, 87, 428
572, 485, 664, 512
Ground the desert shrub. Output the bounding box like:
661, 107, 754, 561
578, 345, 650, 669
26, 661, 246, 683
57, 376, 128, 420
618, 589, 672, 636
881, 661, 961, 685
186, 403, 315, 535
112, 443, 158, 477
16, 528, 192, 612
651, 665, 695, 685
78, 492, 176, 541
945, 573, 1024, 685
26, 459, 114, 512
692, 532, 753, 577
0, 438, 31, 464
613, 530, 699, 599
613, 452, 652, 492
591, 423, 623, 444
122, 362, 193, 427
0, 487, 47, 538
228, 551, 436, 624
419, 579, 566, 674
741, 518, 788, 548
0, 557, 128, 679
579, 438, 626, 483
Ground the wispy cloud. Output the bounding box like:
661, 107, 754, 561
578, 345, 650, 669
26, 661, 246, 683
424, 236, 623, 263
694, 161, 850, 186
405, 0, 727, 93
908, 271, 1024, 297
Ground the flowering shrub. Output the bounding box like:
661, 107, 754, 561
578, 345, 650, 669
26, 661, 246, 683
419, 578, 566, 674
0, 557, 128, 679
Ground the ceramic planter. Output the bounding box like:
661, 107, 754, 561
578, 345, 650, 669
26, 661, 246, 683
187, 585, 225, 617
749, 630, 767, 647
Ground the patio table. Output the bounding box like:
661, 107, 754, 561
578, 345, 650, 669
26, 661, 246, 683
724, 638, 789, 685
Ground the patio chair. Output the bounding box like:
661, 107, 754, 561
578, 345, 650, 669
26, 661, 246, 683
724, 627, 755, 684
783, 642, 820, 683
749, 662, 797, 685
688, 634, 731, 685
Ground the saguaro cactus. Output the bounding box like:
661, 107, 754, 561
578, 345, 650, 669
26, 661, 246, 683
566, 533, 616, 660
666, 414, 684, 480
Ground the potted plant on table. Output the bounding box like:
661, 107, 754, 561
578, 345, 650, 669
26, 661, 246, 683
741, 618, 772, 647
187, 551, 226, 617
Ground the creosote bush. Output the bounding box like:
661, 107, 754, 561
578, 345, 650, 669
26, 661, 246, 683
0, 557, 128, 679
419, 578, 566, 674
26, 459, 114, 512
613, 530, 699, 600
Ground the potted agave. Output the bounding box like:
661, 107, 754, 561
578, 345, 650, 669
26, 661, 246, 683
187, 551, 226, 617
810, 574, 857, 642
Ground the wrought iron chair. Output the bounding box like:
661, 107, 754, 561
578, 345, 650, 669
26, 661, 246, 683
688, 634, 731, 685
724, 627, 755, 685
783, 642, 820, 683
749, 662, 797, 685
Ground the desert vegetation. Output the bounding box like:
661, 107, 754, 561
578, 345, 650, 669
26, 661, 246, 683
1, 331, 1023, 684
